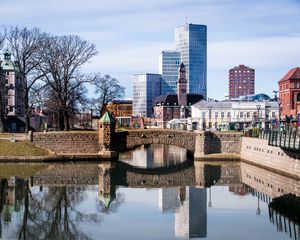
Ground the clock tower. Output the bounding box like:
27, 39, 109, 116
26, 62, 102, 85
177, 63, 187, 107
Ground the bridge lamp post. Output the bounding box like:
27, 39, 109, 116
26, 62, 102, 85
208, 187, 212, 207
273, 90, 282, 130
256, 104, 261, 128
208, 105, 212, 130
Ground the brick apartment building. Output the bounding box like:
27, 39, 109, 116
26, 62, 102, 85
229, 65, 255, 99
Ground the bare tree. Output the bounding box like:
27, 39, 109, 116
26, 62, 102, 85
39, 35, 97, 131
6, 26, 47, 132
92, 74, 125, 116
0, 28, 6, 132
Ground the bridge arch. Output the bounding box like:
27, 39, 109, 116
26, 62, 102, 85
116, 129, 196, 153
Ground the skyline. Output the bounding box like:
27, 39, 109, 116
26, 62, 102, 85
0, 0, 299, 99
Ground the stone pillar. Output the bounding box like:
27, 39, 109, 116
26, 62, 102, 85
194, 131, 205, 159
98, 111, 118, 158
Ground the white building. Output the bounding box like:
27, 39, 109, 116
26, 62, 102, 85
191, 100, 279, 131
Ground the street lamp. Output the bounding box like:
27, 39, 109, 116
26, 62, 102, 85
256, 104, 261, 128
208, 105, 212, 130
265, 105, 271, 130
273, 90, 282, 129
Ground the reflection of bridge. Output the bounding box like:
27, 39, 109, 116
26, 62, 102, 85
30, 161, 242, 190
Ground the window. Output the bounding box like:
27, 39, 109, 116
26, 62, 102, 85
215, 112, 218, 118
297, 93, 300, 102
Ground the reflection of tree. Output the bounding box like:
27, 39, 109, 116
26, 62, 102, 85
16, 184, 104, 240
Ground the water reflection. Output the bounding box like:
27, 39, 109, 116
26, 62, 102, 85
0, 144, 299, 239
119, 144, 187, 168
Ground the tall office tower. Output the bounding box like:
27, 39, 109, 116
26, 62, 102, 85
132, 73, 161, 117
175, 24, 207, 99
229, 64, 255, 99
159, 51, 181, 95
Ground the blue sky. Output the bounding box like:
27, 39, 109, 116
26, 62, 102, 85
0, 0, 299, 99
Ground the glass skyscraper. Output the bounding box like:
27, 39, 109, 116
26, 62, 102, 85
159, 51, 181, 95
132, 73, 161, 117
175, 24, 207, 99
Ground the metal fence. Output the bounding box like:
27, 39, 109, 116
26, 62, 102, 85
268, 129, 300, 150
244, 128, 300, 151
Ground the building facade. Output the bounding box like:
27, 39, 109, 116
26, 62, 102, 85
159, 50, 181, 95
154, 63, 203, 127
191, 99, 279, 130
132, 73, 161, 117
278, 67, 300, 119
175, 24, 207, 98
229, 65, 255, 99
105, 99, 132, 126
0, 51, 24, 117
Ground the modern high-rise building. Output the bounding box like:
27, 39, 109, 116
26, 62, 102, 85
175, 24, 207, 98
159, 51, 181, 95
229, 65, 255, 99
132, 73, 161, 117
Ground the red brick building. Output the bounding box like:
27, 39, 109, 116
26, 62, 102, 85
229, 65, 255, 99
278, 67, 300, 119
153, 63, 203, 127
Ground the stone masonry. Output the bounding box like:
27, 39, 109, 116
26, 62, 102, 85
33, 132, 99, 154
241, 137, 300, 178
32, 130, 242, 156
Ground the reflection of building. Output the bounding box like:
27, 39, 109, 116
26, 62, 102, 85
175, 187, 207, 238
229, 65, 255, 99
130, 144, 187, 168
175, 24, 207, 98
132, 73, 161, 117
278, 67, 300, 119
159, 51, 181, 95
159, 188, 180, 213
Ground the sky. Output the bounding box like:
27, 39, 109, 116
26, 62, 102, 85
0, 0, 299, 99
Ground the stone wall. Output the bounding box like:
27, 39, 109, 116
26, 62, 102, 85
33, 132, 99, 154
240, 137, 300, 178
114, 129, 196, 153
195, 131, 242, 158
204, 132, 242, 155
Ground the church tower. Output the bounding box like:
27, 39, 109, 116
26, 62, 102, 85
177, 63, 188, 107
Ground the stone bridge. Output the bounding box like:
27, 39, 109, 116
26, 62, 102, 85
32, 130, 242, 158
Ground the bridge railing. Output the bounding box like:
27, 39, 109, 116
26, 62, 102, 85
243, 128, 270, 140
268, 129, 300, 150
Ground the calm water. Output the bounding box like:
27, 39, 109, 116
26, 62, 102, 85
0, 144, 299, 240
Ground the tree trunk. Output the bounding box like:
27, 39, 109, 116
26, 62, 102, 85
24, 92, 30, 133
63, 110, 70, 131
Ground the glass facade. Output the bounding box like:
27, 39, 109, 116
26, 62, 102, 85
132, 73, 162, 117
159, 51, 181, 95
175, 24, 207, 98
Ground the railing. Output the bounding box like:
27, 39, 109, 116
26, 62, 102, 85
244, 128, 300, 151
268, 129, 300, 150
243, 129, 270, 140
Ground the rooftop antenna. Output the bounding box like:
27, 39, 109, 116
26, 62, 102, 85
185, 13, 188, 25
